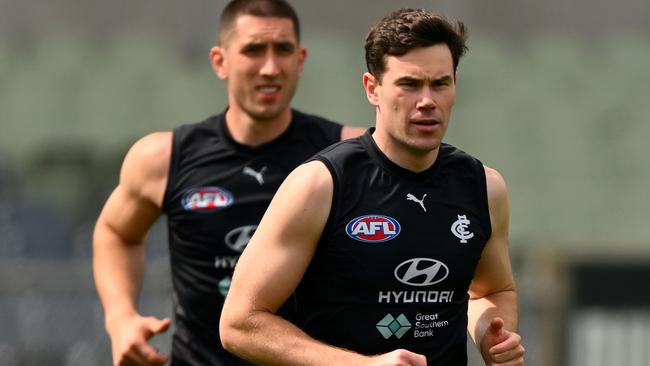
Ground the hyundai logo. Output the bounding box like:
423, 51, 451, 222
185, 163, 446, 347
224, 225, 257, 252
394, 258, 449, 287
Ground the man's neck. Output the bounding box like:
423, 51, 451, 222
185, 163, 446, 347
224, 106, 292, 147
371, 128, 440, 173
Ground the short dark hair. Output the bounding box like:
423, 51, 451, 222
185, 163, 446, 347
365, 8, 468, 81
219, 0, 301, 44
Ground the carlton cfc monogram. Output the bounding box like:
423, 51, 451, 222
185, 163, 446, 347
451, 214, 474, 243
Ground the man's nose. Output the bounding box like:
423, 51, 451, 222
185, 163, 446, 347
416, 92, 437, 110
260, 52, 280, 77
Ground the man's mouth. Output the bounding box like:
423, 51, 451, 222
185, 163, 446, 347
412, 119, 440, 126
257, 85, 281, 94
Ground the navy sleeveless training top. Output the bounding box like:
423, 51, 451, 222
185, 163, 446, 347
162, 109, 343, 365
297, 129, 491, 365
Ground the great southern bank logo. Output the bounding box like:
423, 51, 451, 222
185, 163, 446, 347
376, 313, 411, 339
346, 215, 401, 243
182, 186, 233, 212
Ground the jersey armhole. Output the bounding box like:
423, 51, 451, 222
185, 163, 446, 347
309, 156, 340, 243
476, 159, 492, 240
161, 128, 181, 213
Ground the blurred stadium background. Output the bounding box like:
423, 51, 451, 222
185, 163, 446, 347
1, 0, 649, 365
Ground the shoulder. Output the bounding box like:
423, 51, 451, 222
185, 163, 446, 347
273, 160, 334, 211
120, 131, 172, 203
484, 166, 508, 203
123, 132, 172, 176
289, 160, 333, 186
483, 165, 509, 227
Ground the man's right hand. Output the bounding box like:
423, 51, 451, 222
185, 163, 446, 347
107, 314, 171, 366
369, 349, 427, 366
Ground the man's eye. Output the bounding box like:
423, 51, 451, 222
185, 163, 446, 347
275, 44, 295, 55
432, 79, 452, 88
399, 81, 418, 89
242, 46, 265, 56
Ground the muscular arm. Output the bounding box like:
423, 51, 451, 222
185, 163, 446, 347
220, 161, 425, 366
467, 166, 524, 365
93, 132, 172, 365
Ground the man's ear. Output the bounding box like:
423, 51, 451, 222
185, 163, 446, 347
297, 47, 307, 74
363, 72, 380, 106
210, 46, 228, 80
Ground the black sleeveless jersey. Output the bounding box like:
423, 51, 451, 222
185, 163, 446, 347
296, 129, 491, 365
161, 109, 343, 366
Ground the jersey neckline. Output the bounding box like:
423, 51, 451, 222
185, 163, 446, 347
214, 107, 298, 153
360, 128, 444, 182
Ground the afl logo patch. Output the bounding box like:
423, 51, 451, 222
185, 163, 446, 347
182, 187, 233, 212
346, 215, 401, 243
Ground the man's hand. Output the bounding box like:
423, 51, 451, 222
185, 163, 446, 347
369, 349, 427, 366
107, 314, 171, 366
480, 317, 525, 366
